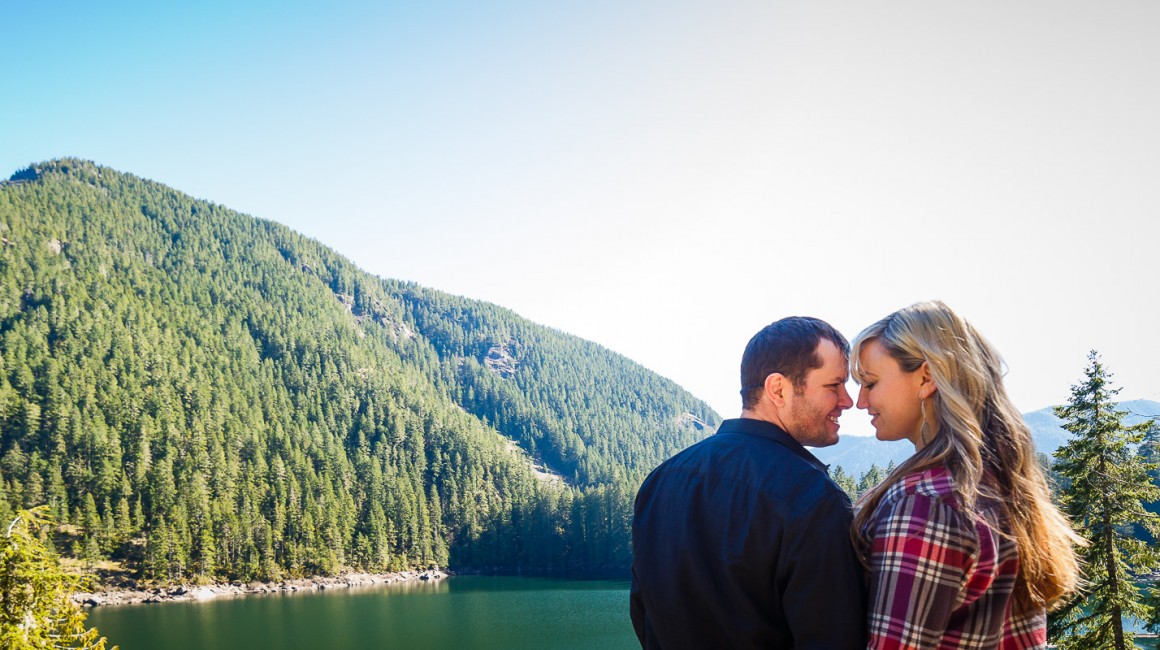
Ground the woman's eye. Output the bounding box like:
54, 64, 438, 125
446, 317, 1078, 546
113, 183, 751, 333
864, 382, 876, 390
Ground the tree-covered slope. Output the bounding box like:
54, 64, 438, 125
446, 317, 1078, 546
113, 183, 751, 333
0, 160, 718, 582
385, 282, 717, 486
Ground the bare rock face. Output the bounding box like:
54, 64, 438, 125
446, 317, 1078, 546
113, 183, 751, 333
484, 342, 518, 378
677, 412, 709, 431
192, 587, 218, 601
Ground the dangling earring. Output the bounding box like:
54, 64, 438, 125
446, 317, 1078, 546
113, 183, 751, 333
919, 397, 930, 447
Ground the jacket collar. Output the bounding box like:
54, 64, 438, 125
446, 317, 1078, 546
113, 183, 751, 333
716, 418, 829, 472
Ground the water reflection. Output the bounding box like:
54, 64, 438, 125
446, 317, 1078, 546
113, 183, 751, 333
88, 576, 637, 650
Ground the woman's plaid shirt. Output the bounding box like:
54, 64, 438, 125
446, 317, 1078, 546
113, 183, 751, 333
859, 467, 1046, 650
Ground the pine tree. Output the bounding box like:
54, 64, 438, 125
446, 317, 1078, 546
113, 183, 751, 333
829, 466, 857, 501
857, 464, 885, 498
0, 506, 117, 649
1049, 352, 1160, 650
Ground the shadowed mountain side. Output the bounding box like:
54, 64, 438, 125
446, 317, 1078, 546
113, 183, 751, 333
381, 281, 719, 486
811, 435, 912, 478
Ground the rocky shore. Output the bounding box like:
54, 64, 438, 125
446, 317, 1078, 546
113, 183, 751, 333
74, 569, 449, 607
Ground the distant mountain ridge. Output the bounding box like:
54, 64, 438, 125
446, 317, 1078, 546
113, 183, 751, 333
814, 399, 1160, 478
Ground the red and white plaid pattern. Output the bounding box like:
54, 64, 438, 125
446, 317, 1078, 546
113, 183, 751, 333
861, 467, 1047, 650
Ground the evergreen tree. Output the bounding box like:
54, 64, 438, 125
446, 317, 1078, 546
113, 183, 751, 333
829, 466, 857, 501
1049, 352, 1160, 650
0, 506, 117, 649
857, 464, 885, 498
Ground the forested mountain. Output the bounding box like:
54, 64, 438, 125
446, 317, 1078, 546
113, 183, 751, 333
0, 159, 718, 583
385, 282, 716, 486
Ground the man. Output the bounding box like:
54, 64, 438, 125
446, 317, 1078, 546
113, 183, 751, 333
630, 317, 866, 649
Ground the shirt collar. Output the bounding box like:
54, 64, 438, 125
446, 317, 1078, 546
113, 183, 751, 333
716, 417, 830, 473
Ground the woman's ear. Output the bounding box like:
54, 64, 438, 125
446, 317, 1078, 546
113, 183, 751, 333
917, 361, 938, 400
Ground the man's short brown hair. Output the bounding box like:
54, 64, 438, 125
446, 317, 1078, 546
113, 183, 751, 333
740, 317, 849, 409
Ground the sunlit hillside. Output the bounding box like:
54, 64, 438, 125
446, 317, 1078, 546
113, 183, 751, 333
0, 160, 718, 582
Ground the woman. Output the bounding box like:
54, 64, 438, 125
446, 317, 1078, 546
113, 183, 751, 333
850, 301, 1081, 649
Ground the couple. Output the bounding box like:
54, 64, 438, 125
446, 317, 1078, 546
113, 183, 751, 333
630, 301, 1082, 649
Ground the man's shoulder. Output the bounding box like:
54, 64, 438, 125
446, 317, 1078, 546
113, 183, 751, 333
639, 430, 818, 496
650, 427, 820, 474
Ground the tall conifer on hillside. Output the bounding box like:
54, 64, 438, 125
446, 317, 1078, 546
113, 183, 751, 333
829, 466, 857, 501
856, 463, 886, 499
1049, 352, 1159, 650
0, 506, 116, 649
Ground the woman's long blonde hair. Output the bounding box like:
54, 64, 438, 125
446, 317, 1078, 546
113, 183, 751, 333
850, 300, 1082, 610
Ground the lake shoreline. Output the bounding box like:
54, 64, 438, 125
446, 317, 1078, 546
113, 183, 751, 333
85, 575, 641, 650
74, 563, 629, 608
74, 568, 450, 608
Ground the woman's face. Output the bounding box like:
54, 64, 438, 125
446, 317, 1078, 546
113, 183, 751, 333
856, 339, 927, 449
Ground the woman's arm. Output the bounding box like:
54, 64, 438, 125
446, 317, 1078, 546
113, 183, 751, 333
866, 492, 976, 650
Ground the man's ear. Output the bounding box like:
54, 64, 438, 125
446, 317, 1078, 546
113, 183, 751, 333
764, 373, 788, 407
917, 362, 938, 400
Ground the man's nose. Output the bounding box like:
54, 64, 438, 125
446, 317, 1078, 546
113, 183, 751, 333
839, 385, 854, 410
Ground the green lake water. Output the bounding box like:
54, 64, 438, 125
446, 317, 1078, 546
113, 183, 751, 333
87, 576, 639, 650
88, 575, 1160, 649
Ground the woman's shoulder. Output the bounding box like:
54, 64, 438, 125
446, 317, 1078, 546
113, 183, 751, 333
859, 466, 980, 555
877, 465, 959, 511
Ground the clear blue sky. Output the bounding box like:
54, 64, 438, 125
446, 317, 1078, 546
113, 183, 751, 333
4, 1, 1159, 430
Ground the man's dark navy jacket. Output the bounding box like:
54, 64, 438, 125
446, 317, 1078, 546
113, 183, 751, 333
630, 418, 866, 649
